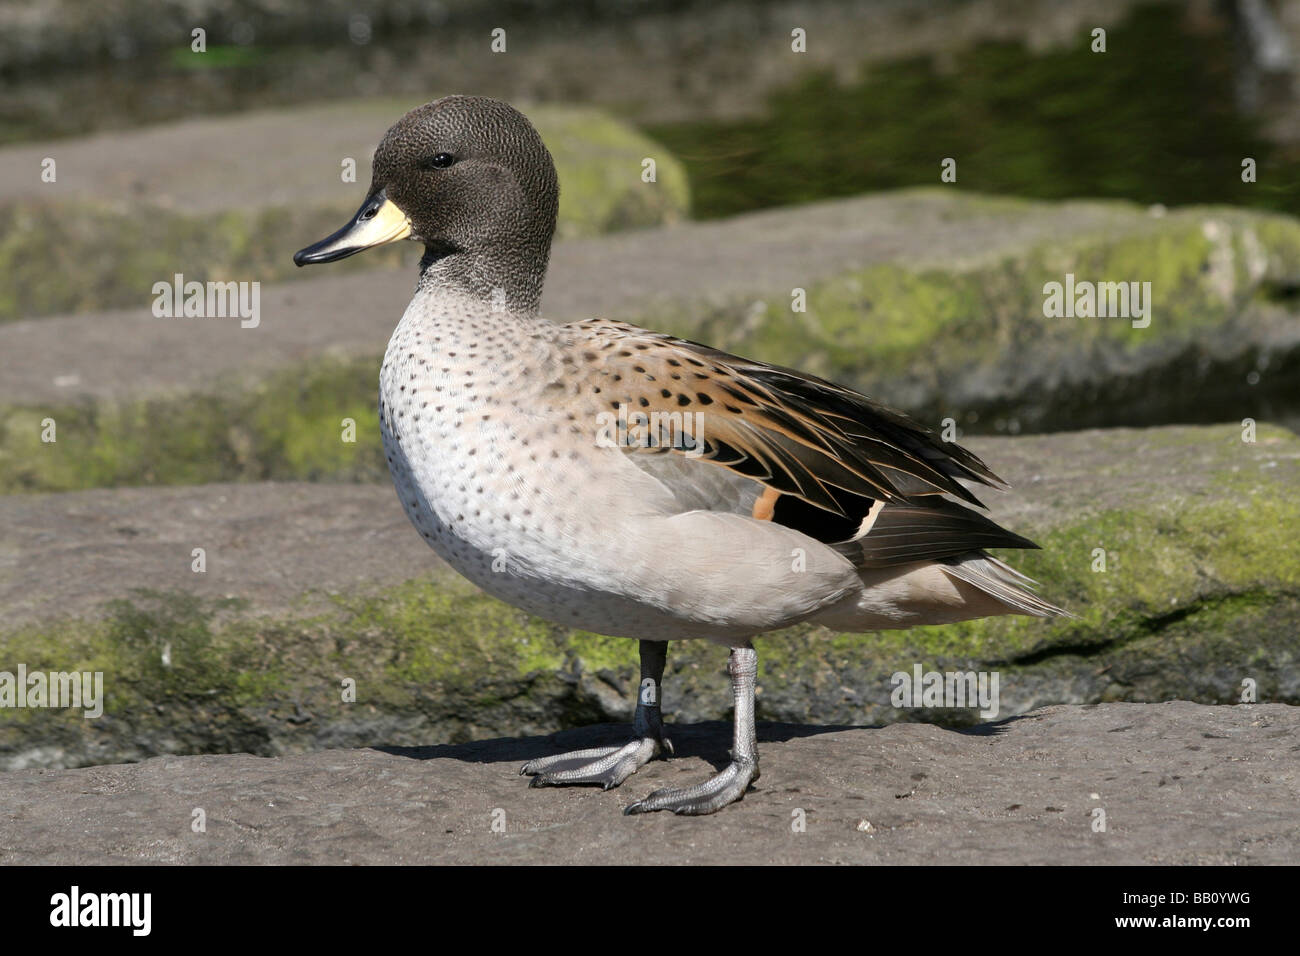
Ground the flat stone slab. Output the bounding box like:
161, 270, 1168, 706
0, 482, 434, 628
4, 424, 1289, 629
0, 702, 1292, 865
0, 98, 687, 222
2, 100, 404, 214
0, 191, 1138, 408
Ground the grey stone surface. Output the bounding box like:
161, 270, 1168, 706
0, 702, 1293, 865
0, 482, 431, 628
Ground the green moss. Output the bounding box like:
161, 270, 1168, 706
0, 200, 401, 323
564, 632, 641, 674
323, 577, 562, 689
0, 590, 277, 727
0, 354, 386, 492
541, 108, 690, 239
772, 472, 1300, 669
0, 579, 640, 763
167, 45, 266, 70
4, 432, 1296, 765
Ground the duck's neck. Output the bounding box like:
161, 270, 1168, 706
416, 244, 547, 318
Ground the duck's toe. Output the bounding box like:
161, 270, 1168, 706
623, 757, 759, 815
521, 737, 664, 790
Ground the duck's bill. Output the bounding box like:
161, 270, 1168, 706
293, 190, 413, 266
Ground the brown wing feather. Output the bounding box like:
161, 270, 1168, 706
564, 318, 1004, 516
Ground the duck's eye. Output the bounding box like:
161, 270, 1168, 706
421, 153, 456, 170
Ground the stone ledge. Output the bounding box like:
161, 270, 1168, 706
0, 702, 1292, 865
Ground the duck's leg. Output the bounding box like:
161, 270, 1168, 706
625, 643, 760, 816
521, 639, 673, 789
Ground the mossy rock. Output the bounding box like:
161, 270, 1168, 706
1, 192, 1297, 495
648, 195, 1300, 435
0, 356, 387, 492
0, 100, 688, 322
2, 425, 1295, 770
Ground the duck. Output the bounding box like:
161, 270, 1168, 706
294, 95, 1067, 815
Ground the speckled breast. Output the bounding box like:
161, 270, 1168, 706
375, 304, 703, 641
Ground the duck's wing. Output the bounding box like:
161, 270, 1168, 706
560, 318, 1042, 567
565, 318, 1004, 509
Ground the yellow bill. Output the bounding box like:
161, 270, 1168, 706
294, 189, 413, 265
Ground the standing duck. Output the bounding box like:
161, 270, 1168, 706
294, 95, 1066, 815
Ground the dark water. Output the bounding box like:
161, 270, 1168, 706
648, 4, 1300, 220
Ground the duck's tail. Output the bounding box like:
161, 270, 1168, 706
941, 552, 1073, 619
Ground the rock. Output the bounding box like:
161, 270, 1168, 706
0, 99, 689, 321
2, 425, 1295, 770
0, 0, 1141, 129
674, 197, 1300, 437
0, 702, 1294, 864
3, 191, 1298, 493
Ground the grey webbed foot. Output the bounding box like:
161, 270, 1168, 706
623, 756, 758, 815
520, 639, 673, 791
624, 643, 760, 816
521, 736, 668, 789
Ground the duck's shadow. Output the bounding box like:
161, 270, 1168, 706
376, 715, 1028, 774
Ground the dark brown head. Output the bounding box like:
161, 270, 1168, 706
294, 95, 560, 312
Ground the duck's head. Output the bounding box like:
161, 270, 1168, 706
294, 95, 560, 310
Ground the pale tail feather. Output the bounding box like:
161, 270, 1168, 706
941, 552, 1073, 619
